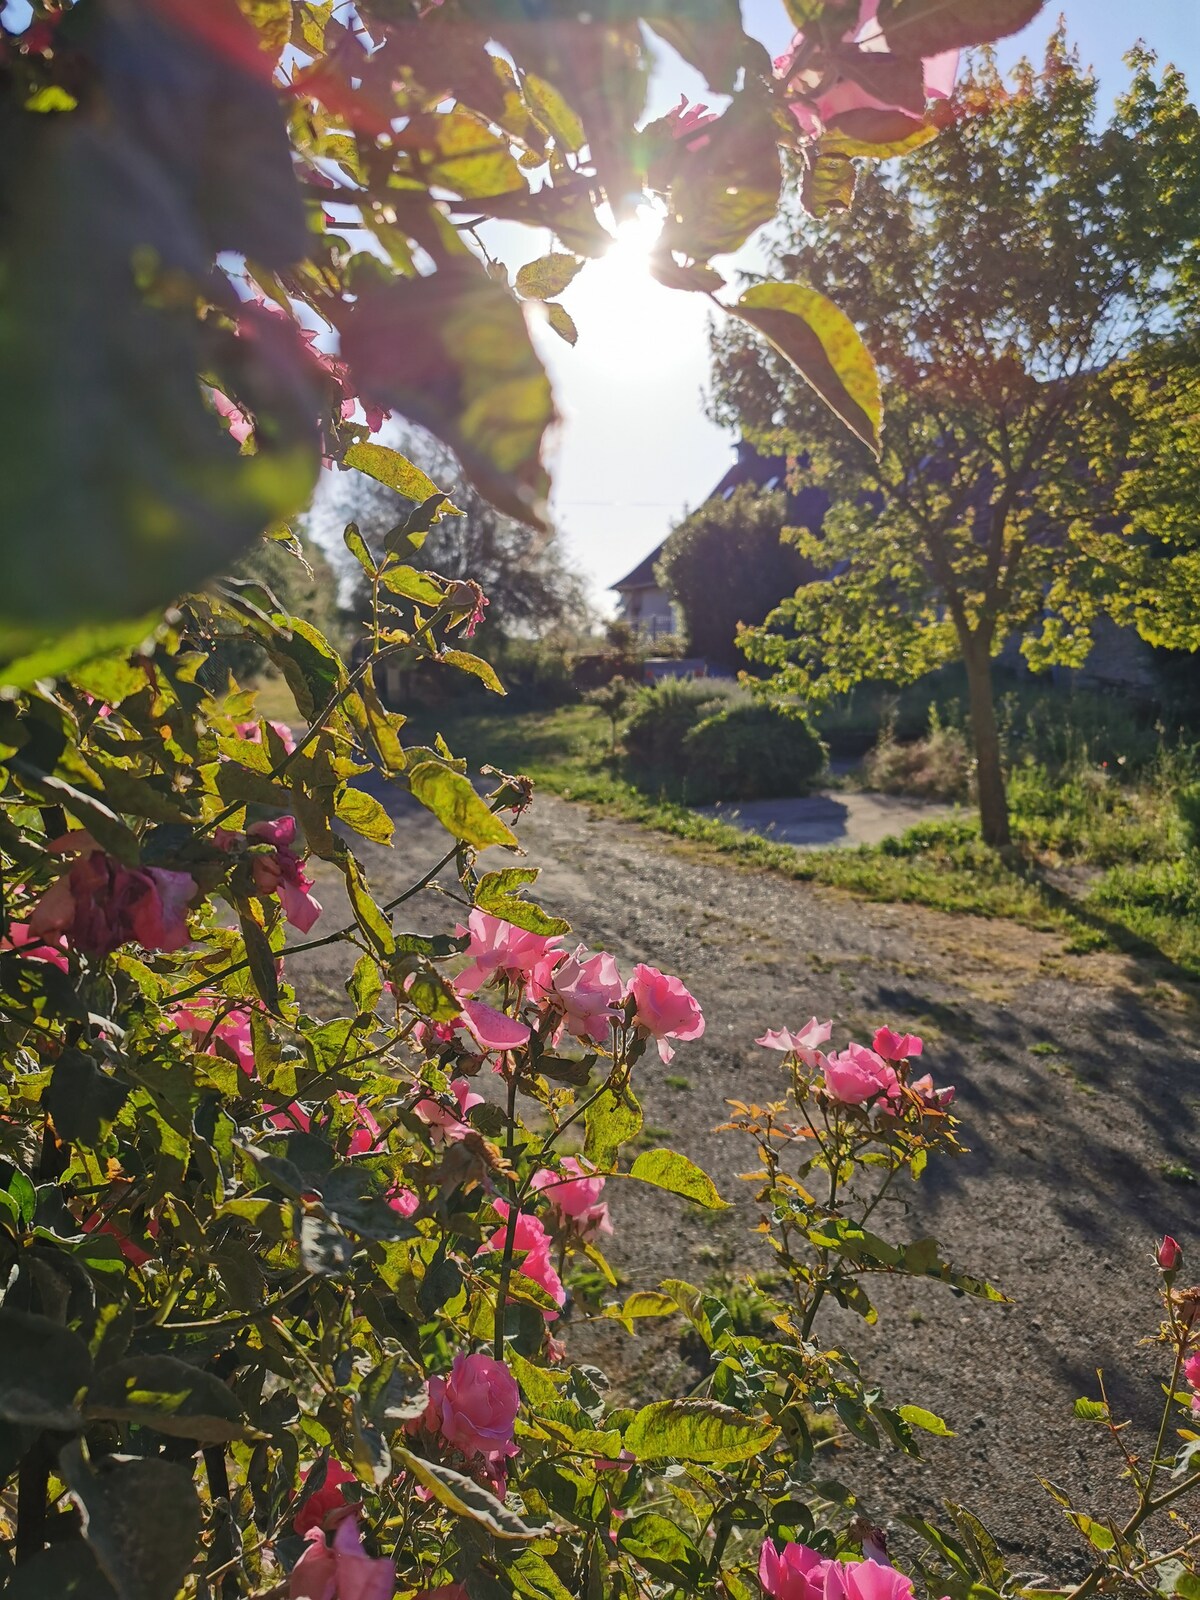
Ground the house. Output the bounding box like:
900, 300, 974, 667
610, 442, 828, 640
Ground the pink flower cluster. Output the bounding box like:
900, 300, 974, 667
531, 1156, 612, 1241
760, 1540, 920, 1600
414, 1351, 520, 1493
451, 912, 704, 1065
757, 1019, 954, 1112
773, 0, 958, 144
30, 832, 195, 957
217, 815, 322, 933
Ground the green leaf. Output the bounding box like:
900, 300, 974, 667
475, 866, 570, 936
732, 282, 881, 454
508, 1549, 576, 1600
1073, 1397, 1109, 1422
348, 953, 384, 1015
897, 1404, 955, 1436
624, 1399, 778, 1464
628, 1149, 727, 1209
377, 563, 447, 607
584, 1088, 642, 1169
619, 1511, 704, 1584
0, 1309, 91, 1429
338, 848, 394, 957
0, 618, 160, 692
45, 1051, 130, 1148
342, 521, 376, 576
515, 253, 584, 300
524, 73, 586, 153
662, 94, 781, 259
877, 0, 1044, 56
62, 1443, 202, 1600
408, 761, 518, 849
238, 907, 282, 1014
442, 649, 507, 694
85, 1356, 262, 1444
335, 785, 395, 845
393, 1446, 544, 1540
343, 441, 442, 503
7, 1541, 116, 1600
6, 1170, 35, 1226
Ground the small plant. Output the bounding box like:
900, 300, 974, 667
584, 674, 636, 756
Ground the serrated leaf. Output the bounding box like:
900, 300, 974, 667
516, 253, 584, 300
342, 521, 376, 575
624, 1399, 778, 1464
335, 785, 394, 845
732, 282, 881, 454
62, 1443, 201, 1600
393, 1445, 544, 1540
584, 1088, 642, 1170
442, 649, 506, 694
1073, 1397, 1109, 1422
377, 562, 446, 607
544, 303, 578, 345
85, 1356, 262, 1444
628, 1149, 727, 1209
897, 1404, 955, 1436
408, 761, 518, 849
876, 0, 1043, 56
0, 1309, 91, 1429
342, 441, 442, 502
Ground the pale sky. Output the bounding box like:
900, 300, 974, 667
532, 0, 1200, 608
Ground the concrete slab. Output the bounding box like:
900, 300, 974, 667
695, 789, 962, 849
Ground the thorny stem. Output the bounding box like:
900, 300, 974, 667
493, 1068, 523, 1361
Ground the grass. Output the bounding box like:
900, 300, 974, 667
400, 700, 1200, 985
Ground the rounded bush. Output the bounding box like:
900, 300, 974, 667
623, 677, 742, 774
681, 700, 826, 803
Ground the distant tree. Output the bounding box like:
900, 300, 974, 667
199, 529, 341, 688
656, 485, 808, 670
710, 36, 1200, 846
328, 436, 590, 650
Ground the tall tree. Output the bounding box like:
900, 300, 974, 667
657, 485, 809, 669
710, 36, 1200, 845
326, 436, 591, 649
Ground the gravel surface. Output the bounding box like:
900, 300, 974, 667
291, 785, 1200, 1581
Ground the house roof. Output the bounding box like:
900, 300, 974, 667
610, 441, 831, 593
611, 546, 666, 591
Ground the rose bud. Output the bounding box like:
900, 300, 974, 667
1157, 1235, 1183, 1272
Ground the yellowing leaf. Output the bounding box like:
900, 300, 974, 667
342, 441, 443, 503
628, 1149, 728, 1209
408, 760, 518, 849
624, 1399, 778, 1464
544, 303, 579, 346
732, 282, 881, 454
393, 1446, 543, 1540
442, 649, 506, 694
515, 253, 584, 300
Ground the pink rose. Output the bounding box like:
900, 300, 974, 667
1157, 1235, 1183, 1272
478, 1201, 566, 1317
289, 1510, 394, 1600
664, 91, 719, 150
822, 1043, 900, 1108
293, 1459, 355, 1538
759, 1539, 828, 1600
1184, 1351, 1200, 1389
30, 833, 195, 956
0, 920, 69, 971
626, 963, 704, 1064
247, 816, 322, 933
414, 1078, 485, 1145
531, 1156, 612, 1240
235, 718, 297, 755
756, 1017, 832, 1067
910, 1073, 955, 1112
172, 1004, 255, 1075
422, 1351, 520, 1465
872, 1026, 923, 1062
830, 1560, 916, 1600
458, 997, 531, 1054
455, 910, 563, 997
543, 946, 624, 1045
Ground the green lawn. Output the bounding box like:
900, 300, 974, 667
407, 702, 1200, 986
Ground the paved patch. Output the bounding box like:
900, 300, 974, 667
697, 789, 961, 848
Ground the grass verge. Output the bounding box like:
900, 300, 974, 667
387, 701, 1200, 986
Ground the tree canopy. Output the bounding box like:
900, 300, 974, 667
710, 33, 1200, 843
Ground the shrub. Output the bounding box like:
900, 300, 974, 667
681, 699, 826, 802
623, 676, 743, 773
863, 707, 972, 802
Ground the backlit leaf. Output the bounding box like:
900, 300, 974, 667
408, 761, 518, 849
732, 282, 881, 454
624, 1399, 778, 1464
515, 253, 584, 300
393, 1446, 544, 1540
877, 0, 1044, 56
628, 1148, 728, 1209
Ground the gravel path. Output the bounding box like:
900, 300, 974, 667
292, 786, 1200, 1581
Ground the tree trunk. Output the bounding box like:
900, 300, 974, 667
962, 639, 1011, 848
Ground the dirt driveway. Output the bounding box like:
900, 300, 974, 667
291, 785, 1200, 1580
